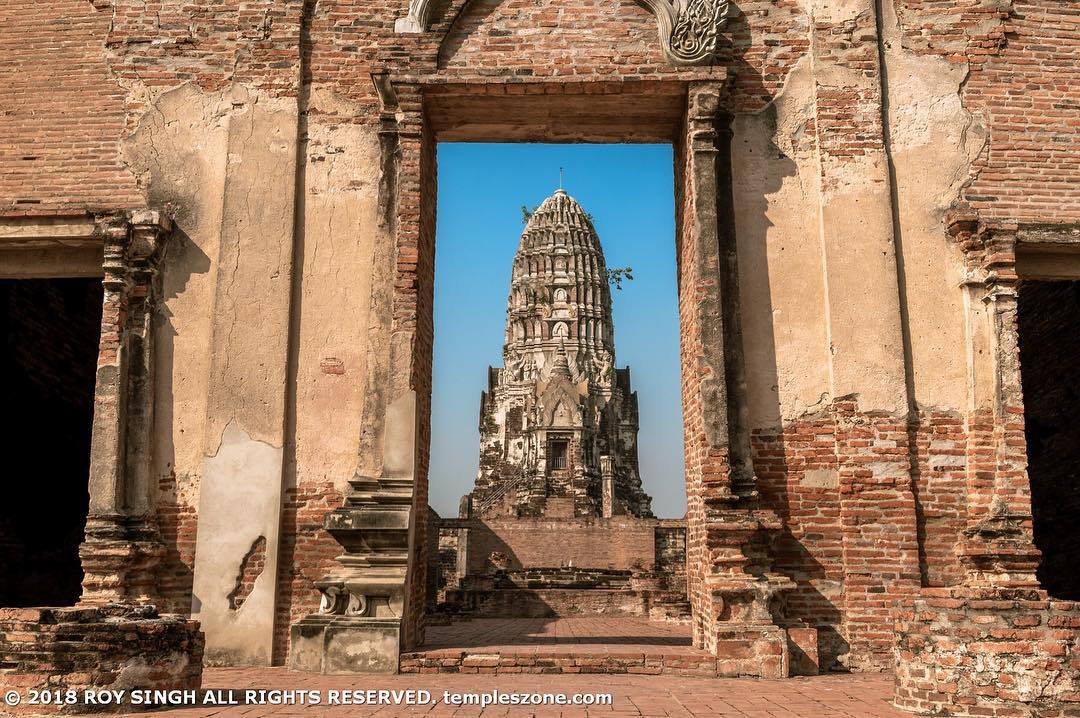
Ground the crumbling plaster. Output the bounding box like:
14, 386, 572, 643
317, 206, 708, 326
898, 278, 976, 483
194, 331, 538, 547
119, 74, 390, 665
736, 0, 993, 428
292, 96, 382, 497
879, 0, 991, 412
123, 80, 304, 665
734, 55, 832, 427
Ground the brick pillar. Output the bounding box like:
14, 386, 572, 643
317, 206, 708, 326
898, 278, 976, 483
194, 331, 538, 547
80, 210, 173, 605
678, 82, 798, 678
892, 219, 1052, 718
805, 0, 923, 670
289, 77, 431, 674
948, 214, 1040, 585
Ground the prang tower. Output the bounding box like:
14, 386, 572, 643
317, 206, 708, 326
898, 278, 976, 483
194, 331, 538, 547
466, 189, 653, 519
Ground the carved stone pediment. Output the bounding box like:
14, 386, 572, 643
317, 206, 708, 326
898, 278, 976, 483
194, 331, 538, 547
395, 0, 730, 66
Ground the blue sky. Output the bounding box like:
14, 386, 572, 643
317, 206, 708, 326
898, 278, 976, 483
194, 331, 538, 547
430, 143, 686, 518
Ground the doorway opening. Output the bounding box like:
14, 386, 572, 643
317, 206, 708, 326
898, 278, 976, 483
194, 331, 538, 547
422, 139, 695, 670
0, 278, 102, 607
1017, 279, 1080, 600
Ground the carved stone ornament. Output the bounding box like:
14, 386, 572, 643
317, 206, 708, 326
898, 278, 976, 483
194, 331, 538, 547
395, 0, 730, 66
638, 0, 731, 65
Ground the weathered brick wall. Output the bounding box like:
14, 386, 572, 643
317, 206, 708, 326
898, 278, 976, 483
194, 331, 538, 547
895, 588, 1080, 717
432, 525, 460, 606
754, 418, 847, 668
463, 518, 659, 575
2, 0, 1077, 679
754, 403, 937, 671
271, 483, 344, 664
654, 525, 686, 578
0, 2, 141, 213
0, 279, 102, 608
1018, 281, 1080, 600
0, 605, 203, 715
894, 0, 1079, 221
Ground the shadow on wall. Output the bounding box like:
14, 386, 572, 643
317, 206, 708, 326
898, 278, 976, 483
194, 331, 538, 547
726, 76, 853, 668
153, 223, 212, 615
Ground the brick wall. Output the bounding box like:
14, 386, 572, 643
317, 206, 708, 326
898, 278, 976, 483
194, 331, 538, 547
754, 403, 945, 671
2, 0, 1077, 678
961, 1, 1080, 222
464, 517, 659, 575
0, 605, 203, 715
0, 1, 141, 214
271, 482, 344, 665
895, 0, 1080, 222
895, 588, 1079, 716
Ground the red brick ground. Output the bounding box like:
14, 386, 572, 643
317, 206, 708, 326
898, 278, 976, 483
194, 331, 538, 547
72, 619, 907, 717
85, 668, 906, 717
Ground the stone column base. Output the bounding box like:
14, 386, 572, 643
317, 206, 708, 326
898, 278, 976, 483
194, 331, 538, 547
0, 604, 203, 715
79, 517, 166, 604
289, 615, 401, 674
894, 586, 1079, 717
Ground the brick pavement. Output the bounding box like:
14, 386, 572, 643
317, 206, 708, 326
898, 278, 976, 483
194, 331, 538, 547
78, 667, 907, 718
47, 618, 909, 718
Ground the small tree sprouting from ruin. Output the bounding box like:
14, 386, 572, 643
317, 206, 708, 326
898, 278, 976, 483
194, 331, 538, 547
607, 266, 634, 290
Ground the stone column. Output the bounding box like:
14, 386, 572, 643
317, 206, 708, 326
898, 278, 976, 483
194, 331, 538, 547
80, 210, 173, 605
679, 82, 797, 678
600, 456, 616, 518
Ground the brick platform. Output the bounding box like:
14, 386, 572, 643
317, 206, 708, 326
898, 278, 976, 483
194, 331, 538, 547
0, 605, 203, 715
74, 667, 908, 718
402, 617, 721, 676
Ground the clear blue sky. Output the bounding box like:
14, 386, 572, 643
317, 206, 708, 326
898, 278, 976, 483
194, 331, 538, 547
430, 143, 686, 518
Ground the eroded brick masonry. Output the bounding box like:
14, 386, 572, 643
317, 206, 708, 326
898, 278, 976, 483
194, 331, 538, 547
0, 0, 1077, 715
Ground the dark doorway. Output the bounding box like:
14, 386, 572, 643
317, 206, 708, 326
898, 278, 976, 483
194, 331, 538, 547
1017, 279, 1080, 600
0, 278, 102, 607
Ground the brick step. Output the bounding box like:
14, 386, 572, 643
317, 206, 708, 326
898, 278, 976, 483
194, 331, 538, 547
399, 649, 720, 677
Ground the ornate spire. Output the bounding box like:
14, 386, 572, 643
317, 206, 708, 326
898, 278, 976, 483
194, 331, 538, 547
504, 188, 615, 384
470, 190, 653, 519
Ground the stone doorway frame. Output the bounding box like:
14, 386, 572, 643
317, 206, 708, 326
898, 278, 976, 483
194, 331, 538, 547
292, 68, 807, 678
0, 211, 175, 607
